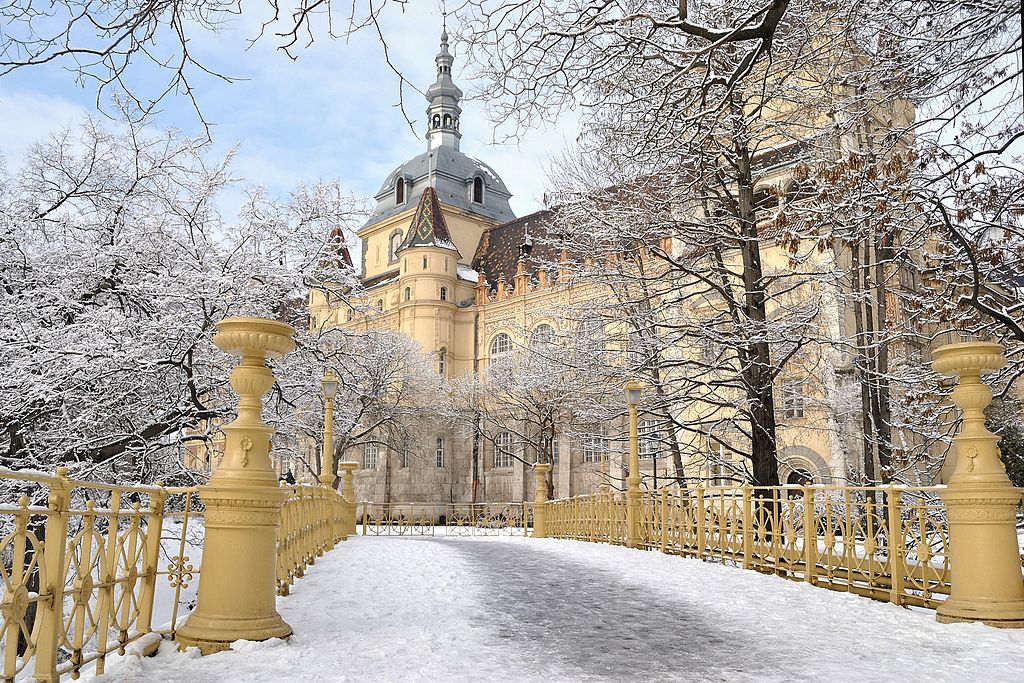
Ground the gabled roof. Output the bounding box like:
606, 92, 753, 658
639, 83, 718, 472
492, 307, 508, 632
397, 187, 461, 256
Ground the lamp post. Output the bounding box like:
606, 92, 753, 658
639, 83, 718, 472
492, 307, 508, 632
624, 379, 643, 548
320, 369, 339, 488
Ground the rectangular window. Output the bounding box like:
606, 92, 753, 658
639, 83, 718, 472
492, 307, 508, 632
552, 438, 560, 465
495, 432, 513, 468
782, 379, 805, 419
639, 419, 660, 459
436, 437, 445, 468
363, 443, 379, 469
583, 429, 607, 463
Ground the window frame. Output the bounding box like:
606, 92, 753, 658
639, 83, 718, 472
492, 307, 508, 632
494, 432, 514, 468
490, 332, 512, 357
435, 437, 445, 468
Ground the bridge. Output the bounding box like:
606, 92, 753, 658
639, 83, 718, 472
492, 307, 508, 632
2, 317, 1024, 681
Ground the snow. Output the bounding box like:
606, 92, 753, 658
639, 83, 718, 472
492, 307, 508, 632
457, 263, 480, 283
86, 536, 1024, 682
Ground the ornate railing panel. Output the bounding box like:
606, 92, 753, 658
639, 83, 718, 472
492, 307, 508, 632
276, 485, 351, 596
547, 485, 961, 610
0, 468, 202, 681
359, 503, 528, 537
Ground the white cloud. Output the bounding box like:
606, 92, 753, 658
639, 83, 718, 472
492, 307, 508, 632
0, 88, 88, 169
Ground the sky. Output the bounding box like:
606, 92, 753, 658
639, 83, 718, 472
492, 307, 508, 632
0, 3, 578, 219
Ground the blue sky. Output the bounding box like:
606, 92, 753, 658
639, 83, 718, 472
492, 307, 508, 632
0, 3, 577, 219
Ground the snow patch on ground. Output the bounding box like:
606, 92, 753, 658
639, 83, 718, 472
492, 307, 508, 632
86, 536, 1024, 682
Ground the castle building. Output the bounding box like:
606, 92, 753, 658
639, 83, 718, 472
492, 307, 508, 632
308, 29, 924, 505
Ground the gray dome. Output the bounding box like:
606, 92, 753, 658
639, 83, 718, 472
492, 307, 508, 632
364, 147, 515, 228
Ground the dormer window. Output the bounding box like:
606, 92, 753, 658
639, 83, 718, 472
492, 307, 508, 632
396, 177, 405, 204
472, 176, 484, 204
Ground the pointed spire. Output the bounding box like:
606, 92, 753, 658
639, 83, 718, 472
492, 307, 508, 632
396, 187, 462, 256
425, 24, 463, 152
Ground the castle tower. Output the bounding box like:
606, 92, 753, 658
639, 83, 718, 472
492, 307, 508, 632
395, 187, 460, 375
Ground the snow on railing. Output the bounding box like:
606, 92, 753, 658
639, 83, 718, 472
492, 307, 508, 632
545, 485, 959, 611
276, 484, 353, 596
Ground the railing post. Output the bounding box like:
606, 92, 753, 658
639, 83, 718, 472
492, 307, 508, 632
625, 401, 642, 548
660, 490, 669, 553
886, 486, 905, 605
362, 501, 369, 536
32, 468, 71, 682
138, 484, 168, 634
932, 341, 1024, 627
532, 463, 551, 538
802, 485, 815, 585
741, 484, 753, 570
175, 317, 295, 653
339, 462, 359, 537
696, 487, 706, 559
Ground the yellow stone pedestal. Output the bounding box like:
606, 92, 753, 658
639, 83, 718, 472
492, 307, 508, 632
175, 317, 296, 653
932, 342, 1024, 628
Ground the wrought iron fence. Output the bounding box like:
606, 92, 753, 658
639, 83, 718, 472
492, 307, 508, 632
546, 485, 963, 610
359, 502, 529, 536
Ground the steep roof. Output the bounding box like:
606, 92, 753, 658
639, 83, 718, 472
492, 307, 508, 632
472, 209, 562, 285
397, 187, 461, 256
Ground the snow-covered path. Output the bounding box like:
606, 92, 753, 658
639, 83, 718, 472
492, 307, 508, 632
91, 536, 1024, 682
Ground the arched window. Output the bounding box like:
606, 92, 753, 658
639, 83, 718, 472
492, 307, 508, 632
363, 443, 379, 469
472, 177, 484, 204
443, 113, 452, 128
530, 323, 555, 348
435, 437, 445, 468
396, 177, 405, 204
404, 287, 412, 302
432, 114, 441, 128
376, 299, 384, 311
494, 432, 513, 468
437, 347, 447, 376
490, 332, 512, 357
389, 231, 403, 263
439, 286, 448, 301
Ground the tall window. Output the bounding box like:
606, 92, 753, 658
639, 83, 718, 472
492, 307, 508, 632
439, 286, 448, 301
552, 438, 560, 465
436, 437, 445, 468
578, 317, 606, 351
399, 446, 410, 469
531, 323, 555, 348
437, 348, 447, 376
473, 176, 484, 204
376, 299, 384, 311
782, 380, 805, 419
363, 443, 379, 469
490, 332, 512, 357
494, 432, 513, 468
389, 231, 403, 262
639, 419, 660, 459
422, 256, 428, 270
396, 178, 405, 204
404, 286, 412, 301
583, 429, 607, 463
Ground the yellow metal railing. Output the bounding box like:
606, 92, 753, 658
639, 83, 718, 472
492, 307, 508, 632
276, 485, 351, 596
0, 468, 349, 681
0, 467, 202, 681
546, 485, 960, 610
